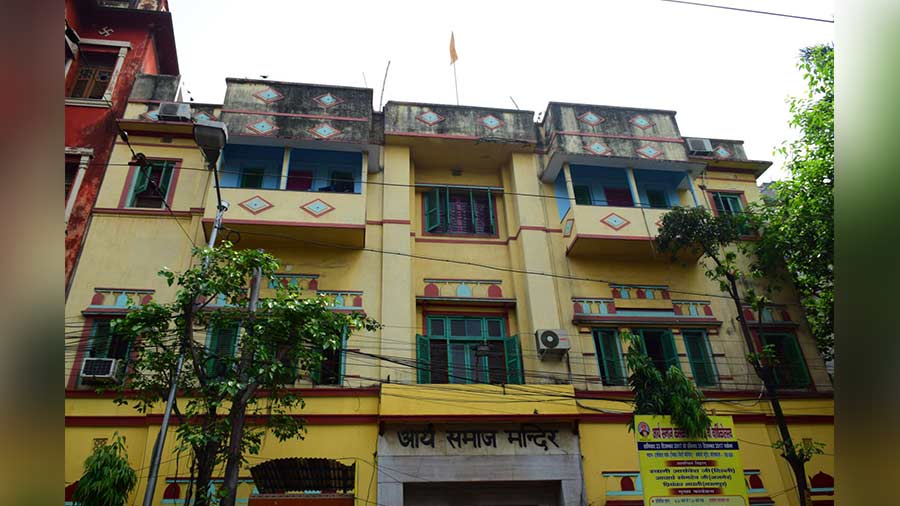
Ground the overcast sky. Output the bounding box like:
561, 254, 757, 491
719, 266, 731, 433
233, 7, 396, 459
169, 0, 833, 182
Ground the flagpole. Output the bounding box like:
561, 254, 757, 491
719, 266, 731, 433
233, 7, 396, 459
453, 62, 459, 106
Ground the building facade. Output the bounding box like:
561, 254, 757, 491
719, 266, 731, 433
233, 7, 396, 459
65, 0, 179, 294
65, 76, 835, 506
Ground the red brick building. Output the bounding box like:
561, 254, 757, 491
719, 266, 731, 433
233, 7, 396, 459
64, 0, 179, 294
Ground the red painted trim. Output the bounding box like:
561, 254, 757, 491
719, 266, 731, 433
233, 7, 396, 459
93, 208, 193, 218
705, 166, 760, 174
416, 297, 517, 308
117, 164, 137, 208
204, 218, 365, 230
385, 130, 482, 141
703, 175, 758, 183
65, 414, 379, 427
92, 287, 155, 293
520, 225, 562, 233
114, 141, 198, 149
415, 237, 507, 245
379, 413, 585, 423
574, 233, 651, 241
573, 315, 722, 327
189, 207, 205, 214
365, 219, 411, 225
65, 387, 382, 399
220, 108, 368, 123
605, 500, 644, 506
552, 130, 684, 144
82, 308, 131, 315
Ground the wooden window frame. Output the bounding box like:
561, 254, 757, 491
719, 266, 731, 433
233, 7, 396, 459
681, 329, 719, 387
422, 186, 500, 238
593, 328, 627, 386
118, 157, 182, 209
65, 41, 129, 104
418, 314, 521, 384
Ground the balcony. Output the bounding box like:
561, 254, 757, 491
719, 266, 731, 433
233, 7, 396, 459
557, 165, 702, 260
203, 187, 365, 249
203, 144, 368, 248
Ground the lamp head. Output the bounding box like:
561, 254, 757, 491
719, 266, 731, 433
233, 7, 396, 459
193, 119, 228, 168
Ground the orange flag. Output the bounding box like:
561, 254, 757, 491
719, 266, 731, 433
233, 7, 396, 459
450, 32, 458, 65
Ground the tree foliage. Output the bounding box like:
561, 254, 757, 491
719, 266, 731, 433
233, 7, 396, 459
109, 242, 380, 506
750, 44, 834, 362
624, 332, 711, 439
655, 205, 824, 506
72, 433, 137, 506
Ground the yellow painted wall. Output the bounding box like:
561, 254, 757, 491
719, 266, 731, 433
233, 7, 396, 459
66, 117, 833, 506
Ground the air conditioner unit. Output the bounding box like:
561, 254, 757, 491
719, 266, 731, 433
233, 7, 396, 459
80, 358, 122, 383
686, 137, 713, 156
157, 102, 192, 122
534, 329, 571, 359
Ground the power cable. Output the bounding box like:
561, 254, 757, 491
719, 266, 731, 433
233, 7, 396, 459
660, 0, 834, 23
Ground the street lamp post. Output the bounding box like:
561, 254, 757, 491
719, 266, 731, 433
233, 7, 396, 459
141, 119, 229, 506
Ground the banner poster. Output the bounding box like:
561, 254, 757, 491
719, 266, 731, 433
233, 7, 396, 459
634, 415, 749, 506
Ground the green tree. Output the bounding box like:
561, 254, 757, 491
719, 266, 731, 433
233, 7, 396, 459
110, 243, 380, 506
72, 433, 137, 506
750, 44, 834, 363
656, 206, 822, 506
623, 331, 711, 439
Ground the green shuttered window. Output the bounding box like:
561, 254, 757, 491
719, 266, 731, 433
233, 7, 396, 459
423, 187, 496, 235
682, 330, 718, 387
417, 316, 522, 384
760, 333, 810, 388
128, 160, 176, 209
633, 328, 679, 373
593, 329, 626, 386
206, 323, 239, 378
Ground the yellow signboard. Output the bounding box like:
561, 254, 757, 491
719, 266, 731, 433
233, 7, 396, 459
635, 415, 749, 506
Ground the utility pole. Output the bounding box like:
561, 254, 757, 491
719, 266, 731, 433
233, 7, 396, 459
141, 202, 227, 506
142, 120, 228, 506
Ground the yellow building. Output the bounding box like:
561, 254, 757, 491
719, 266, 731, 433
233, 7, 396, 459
65, 75, 834, 506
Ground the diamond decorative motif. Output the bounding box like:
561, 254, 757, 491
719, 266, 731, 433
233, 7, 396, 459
577, 111, 605, 126
584, 142, 612, 156
238, 195, 274, 215
247, 120, 278, 135
141, 109, 160, 121
308, 123, 340, 139
636, 144, 662, 159
629, 114, 655, 130
314, 93, 343, 109
300, 198, 335, 217
254, 87, 284, 103
480, 114, 504, 130
416, 110, 445, 126
713, 145, 733, 159
601, 213, 631, 231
